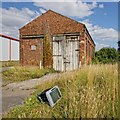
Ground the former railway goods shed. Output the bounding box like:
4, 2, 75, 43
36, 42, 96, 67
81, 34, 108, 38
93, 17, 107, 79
20, 10, 95, 71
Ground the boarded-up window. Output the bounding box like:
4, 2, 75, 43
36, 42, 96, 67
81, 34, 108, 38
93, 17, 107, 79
31, 45, 36, 51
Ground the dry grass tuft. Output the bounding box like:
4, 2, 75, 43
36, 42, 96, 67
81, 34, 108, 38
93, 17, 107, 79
4, 64, 118, 118
2, 66, 54, 82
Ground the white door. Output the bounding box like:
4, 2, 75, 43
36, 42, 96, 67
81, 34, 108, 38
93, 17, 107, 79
53, 35, 79, 71
65, 36, 79, 71
53, 36, 64, 71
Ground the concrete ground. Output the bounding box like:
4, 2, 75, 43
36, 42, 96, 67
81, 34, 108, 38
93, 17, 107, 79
1, 73, 61, 115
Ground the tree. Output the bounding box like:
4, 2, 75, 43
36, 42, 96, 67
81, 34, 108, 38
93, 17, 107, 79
93, 47, 118, 64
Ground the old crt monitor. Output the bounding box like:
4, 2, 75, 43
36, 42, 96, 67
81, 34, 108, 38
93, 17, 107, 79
37, 86, 61, 107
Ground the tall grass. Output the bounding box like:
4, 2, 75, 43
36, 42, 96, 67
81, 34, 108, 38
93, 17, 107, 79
4, 64, 118, 118
2, 66, 55, 82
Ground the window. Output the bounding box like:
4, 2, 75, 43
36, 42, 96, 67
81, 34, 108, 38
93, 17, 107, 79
31, 45, 36, 51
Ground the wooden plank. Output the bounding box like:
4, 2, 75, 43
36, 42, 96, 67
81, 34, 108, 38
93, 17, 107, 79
53, 36, 64, 71
22, 35, 44, 39
53, 32, 80, 37
68, 40, 80, 42
53, 55, 62, 56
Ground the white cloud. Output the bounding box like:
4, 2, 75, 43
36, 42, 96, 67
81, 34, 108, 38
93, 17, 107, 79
95, 42, 110, 51
39, 8, 47, 14
81, 19, 118, 50
0, 7, 40, 38
0, 7, 40, 61
98, 4, 104, 8
33, 1, 98, 18
82, 19, 118, 41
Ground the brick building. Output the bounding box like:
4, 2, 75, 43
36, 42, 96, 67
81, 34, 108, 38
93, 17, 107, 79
19, 10, 95, 71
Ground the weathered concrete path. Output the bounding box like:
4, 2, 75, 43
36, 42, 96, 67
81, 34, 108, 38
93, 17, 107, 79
2, 73, 61, 115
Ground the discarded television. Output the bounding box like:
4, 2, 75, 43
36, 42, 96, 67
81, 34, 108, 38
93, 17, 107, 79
37, 86, 62, 107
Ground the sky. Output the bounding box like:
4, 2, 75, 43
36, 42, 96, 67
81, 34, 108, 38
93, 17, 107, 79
0, 1, 118, 61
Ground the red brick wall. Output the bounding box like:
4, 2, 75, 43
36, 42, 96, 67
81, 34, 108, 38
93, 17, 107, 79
20, 10, 84, 36
20, 38, 43, 66
20, 10, 95, 67
79, 30, 85, 65
85, 29, 95, 64
79, 27, 95, 65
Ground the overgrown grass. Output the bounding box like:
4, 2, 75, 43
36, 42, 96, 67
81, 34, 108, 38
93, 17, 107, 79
1, 61, 19, 67
2, 66, 55, 82
3, 64, 118, 118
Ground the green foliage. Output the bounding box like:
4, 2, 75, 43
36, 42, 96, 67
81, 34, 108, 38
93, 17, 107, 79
93, 47, 118, 64
118, 41, 120, 61
4, 64, 118, 118
43, 34, 52, 68
2, 66, 55, 82
118, 41, 120, 49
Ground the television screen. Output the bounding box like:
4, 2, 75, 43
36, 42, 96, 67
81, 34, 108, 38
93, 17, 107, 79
37, 86, 61, 107
50, 87, 61, 103
46, 86, 62, 107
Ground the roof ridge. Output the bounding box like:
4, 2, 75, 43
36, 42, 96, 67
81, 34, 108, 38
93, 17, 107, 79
19, 9, 85, 30
19, 10, 50, 30
47, 9, 85, 26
